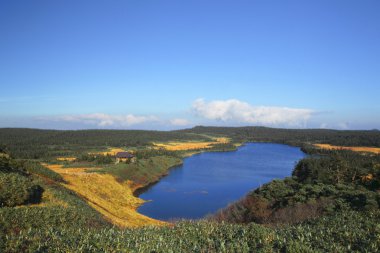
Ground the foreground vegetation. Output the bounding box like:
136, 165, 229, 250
1, 127, 380, 252
1, 210, 379, 252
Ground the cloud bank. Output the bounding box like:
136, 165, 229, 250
51, 113, 159, 127
37, 114, 191, 129
27, 99, 316, 129
192, 99, 313, 127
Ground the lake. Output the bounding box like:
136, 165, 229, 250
138, 143, 305, 220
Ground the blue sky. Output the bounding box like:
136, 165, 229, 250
1, 1, 379, 130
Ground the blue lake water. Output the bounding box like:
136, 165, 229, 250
138, 143, 305, 220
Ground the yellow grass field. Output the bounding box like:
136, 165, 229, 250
43, 164, 165, 228
153, 137, 230, 151
56, 157, 77, 161
90, 148, 126, 156
314, 144, 380, 154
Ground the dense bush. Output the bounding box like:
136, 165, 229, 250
0, 157, 25, 175
293, 153, 380, 190
0, 157, 45, 207
215, 179, 380, 225
0, 173, 43, 207
76, 153, 114, 164
134, 148, 181, 159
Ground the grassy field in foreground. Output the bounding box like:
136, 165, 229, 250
314, 143, 380, 154
44, 164, 164, 227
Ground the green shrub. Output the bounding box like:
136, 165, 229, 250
0, 157, 26, 175
0, 173, 43, 207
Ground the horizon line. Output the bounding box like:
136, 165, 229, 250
0, 126, 379, 132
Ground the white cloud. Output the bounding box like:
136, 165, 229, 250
170, 118, 191, 126
51, 113, 159, 127
192, 98, 314, 127
32, 100, 316, 129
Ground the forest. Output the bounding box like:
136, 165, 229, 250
0, 126, 379, 252
178, 126, 380, 146
0, 128, 209, 159
1, 126, 380, 159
